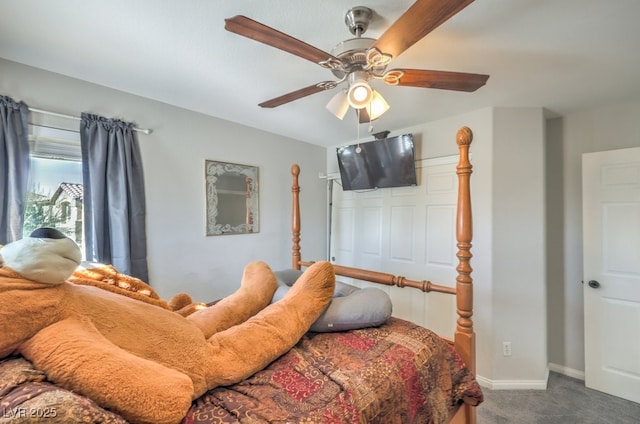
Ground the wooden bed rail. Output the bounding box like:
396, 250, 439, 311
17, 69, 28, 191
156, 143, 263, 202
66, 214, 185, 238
298, 260, 456, 295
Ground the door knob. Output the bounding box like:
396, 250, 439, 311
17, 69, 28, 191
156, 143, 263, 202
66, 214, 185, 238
588, 280, 601, 289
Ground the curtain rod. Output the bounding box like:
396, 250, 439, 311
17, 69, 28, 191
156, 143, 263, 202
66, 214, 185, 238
28, 107, 152, 135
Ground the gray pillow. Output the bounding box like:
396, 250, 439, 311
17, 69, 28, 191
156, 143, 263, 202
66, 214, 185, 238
273, 269, 392, 332
273, 269, 304, 286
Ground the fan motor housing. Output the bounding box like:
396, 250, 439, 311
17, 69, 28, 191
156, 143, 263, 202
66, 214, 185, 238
330, 7, 388, 79
345, 6, 372, 36
330, 37, 387, 79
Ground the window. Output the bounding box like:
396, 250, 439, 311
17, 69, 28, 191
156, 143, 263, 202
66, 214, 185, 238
25, 125, 84, 250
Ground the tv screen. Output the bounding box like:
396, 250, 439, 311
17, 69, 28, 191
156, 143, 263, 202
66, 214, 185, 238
336, 134, 417, 191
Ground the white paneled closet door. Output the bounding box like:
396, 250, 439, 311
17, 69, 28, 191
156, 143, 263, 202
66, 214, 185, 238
330, 155, 459, 337
583, 147, 640, 403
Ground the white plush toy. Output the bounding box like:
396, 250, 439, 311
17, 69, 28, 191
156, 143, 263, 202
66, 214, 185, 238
0, 227, 81, 284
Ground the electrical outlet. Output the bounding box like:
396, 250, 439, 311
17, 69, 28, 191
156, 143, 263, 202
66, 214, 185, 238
502, 341, 512, 357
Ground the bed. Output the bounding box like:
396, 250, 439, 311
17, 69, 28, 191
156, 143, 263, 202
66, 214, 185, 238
0, 127, 482, 423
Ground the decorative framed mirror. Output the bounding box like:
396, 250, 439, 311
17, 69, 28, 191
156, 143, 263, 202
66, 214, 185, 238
205, 160, 259, 236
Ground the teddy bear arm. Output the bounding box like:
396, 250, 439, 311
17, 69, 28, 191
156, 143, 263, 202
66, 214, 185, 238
202, 261, 336, 387
188, 261, 278, 337
20, 317, 194, 424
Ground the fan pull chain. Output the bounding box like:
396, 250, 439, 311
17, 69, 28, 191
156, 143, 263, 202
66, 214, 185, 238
356, 109, 362, 153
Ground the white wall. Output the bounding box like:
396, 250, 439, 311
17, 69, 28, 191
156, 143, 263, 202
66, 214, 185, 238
491, 108, 547, 383
0, 58, 328, 301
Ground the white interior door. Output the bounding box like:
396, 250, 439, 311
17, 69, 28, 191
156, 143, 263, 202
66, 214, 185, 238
583, 147, 640, 404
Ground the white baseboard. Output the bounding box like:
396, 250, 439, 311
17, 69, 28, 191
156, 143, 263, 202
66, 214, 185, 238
477, 368, 549, 390
548, 362, 585, 380
477, 364, 586, 390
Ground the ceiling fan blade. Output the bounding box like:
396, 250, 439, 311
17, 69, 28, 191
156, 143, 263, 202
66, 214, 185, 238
388, 69, 489, 92
372, 0, 475, 60
259, 83, 332, 108
225, 15, 339, 65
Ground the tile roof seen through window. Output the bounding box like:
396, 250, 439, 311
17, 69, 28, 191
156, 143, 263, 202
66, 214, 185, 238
57, 182, 83, 200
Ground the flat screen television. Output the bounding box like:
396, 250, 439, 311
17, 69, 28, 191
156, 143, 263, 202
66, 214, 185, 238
336, 133, 417, 191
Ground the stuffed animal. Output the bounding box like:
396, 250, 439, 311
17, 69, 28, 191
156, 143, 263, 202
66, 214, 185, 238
0, 228, 335, 424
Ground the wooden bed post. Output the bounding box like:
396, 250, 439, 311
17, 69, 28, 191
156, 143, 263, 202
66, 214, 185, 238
291, 164, 301, 270
454, 127, 476, 424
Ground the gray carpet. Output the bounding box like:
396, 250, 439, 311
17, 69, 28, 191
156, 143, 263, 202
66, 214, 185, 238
477, 372, 640, 423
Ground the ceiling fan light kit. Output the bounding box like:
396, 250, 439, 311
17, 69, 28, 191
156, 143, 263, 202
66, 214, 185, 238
326, 89, 350, 120
355, 91, 390, 124
225, 0, 489, 123
346, 71, 374, 109
327, 84, 389, 122
368, 90, 390, 119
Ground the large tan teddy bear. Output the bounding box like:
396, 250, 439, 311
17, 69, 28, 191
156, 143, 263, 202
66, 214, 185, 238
0, 228, 335, 424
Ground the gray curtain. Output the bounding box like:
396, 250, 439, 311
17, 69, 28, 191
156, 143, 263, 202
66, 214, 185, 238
0, 95, 30, 245
80, 113, 148, 282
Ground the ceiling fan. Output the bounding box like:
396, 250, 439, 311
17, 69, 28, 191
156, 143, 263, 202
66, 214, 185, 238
224, 0, 489, 122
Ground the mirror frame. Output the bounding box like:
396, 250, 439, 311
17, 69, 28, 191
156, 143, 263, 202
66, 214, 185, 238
205, 160, 259, 236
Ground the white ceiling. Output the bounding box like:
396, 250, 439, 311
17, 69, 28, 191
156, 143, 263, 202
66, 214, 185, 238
1, 0, 639, 147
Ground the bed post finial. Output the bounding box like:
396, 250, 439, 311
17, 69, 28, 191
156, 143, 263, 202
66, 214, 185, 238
457, 126, 473, 146
291, 164, 301, 270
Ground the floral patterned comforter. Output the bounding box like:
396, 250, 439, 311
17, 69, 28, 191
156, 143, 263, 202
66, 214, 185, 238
184, 318, 482, 423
